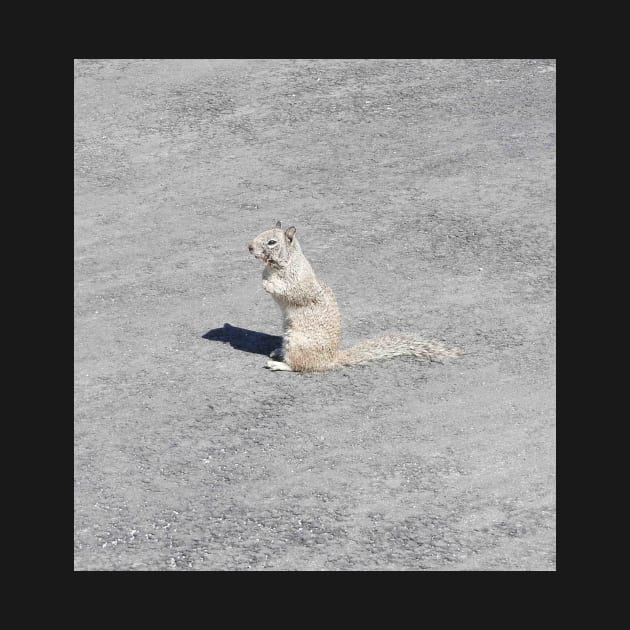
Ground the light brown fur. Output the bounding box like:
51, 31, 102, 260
248, 222, 460, 372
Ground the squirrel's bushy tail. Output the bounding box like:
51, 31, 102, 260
334, 334, 461, 367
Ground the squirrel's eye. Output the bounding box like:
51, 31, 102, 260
267, 239, 277, 246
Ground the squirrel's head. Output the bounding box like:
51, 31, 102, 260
248, 221, 298, 268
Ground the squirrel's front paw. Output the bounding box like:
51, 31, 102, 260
269, 347, 283, 360
262, 279, 275, 293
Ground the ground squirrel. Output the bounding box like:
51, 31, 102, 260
248, 222, 461, 372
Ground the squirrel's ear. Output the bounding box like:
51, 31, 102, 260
275, 221, 282, 229
285, 226, 296, 242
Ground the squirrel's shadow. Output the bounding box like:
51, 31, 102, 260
202, 323, 282, 356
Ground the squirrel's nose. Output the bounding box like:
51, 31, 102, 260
248, 242, 254, 253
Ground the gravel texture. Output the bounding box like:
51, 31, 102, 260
74, 59, 556, 571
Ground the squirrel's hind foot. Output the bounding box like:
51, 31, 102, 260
265, 359, 292, 371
